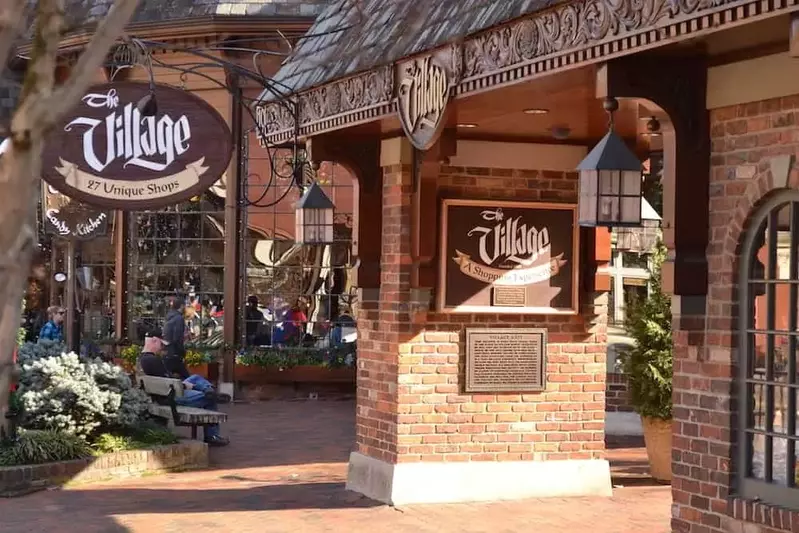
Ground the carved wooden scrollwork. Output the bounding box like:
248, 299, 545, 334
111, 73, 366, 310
463, 0, 734, 78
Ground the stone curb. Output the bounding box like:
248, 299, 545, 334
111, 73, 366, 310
0, 440, 208, 496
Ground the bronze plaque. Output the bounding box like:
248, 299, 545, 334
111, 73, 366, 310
492, 286, 526, 307
465, 328, 547, 393
42, 82, 232, 210
438, 199, 579, 314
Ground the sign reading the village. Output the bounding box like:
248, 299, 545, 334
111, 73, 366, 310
41, 184, 111, 241
465, 328, 547, 393
41, 82, 233, 210
396, 46, 461, 150
438, 199, 579, 314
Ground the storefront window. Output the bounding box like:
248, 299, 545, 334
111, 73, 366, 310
738, 191, 799, 509
127, 191, 225, 343
622, 251, 650, 269
241, 160, 357, 350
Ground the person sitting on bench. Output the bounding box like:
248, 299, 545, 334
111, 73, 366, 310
138, 336, 230, 447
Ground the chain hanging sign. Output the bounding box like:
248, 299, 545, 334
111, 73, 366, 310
41, 82, 233, 210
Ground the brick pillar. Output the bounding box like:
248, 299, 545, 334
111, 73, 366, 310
347, 138, 613, 505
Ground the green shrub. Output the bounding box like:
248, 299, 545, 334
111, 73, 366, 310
17, 352, 151, 438
618, 241, 673, 421
93, 426, 178, 454
0, 429, 93, 466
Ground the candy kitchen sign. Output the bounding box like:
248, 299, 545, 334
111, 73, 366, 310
438, 199, 579, 314
42, 82, 233, 210
41, 184, 111, 240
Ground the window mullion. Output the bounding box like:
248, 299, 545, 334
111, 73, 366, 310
788, 203, 799, 487
765, 211, 778, 483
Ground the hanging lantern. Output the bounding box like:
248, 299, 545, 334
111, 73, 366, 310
295, 181, 335, 244
577, 97, 643, 227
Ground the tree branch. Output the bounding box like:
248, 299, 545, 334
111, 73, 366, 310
0, 0, 26, 72
32, 0, 140, 129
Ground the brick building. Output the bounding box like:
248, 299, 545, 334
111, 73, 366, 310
255, 0, 799, 528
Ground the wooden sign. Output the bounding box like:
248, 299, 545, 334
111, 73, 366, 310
438, 199, 579, 314
465, 328, 547, 393
41, 82, 232, 210
396, 46, 461, 150
41, 184, 111, 241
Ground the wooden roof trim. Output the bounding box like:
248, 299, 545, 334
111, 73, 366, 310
256, 0, 799, 145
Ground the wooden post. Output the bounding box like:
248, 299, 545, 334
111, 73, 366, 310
113, 210, 129, 343
222, 73, 243, 385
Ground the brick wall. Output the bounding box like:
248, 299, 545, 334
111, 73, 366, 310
355, 161, 608, 465
606, 372, 633, 413
672, 95, 799, 533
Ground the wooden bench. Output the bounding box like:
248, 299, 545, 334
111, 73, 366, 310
137, 375, 228, 441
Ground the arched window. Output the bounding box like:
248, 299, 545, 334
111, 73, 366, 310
738, 190, 799, 507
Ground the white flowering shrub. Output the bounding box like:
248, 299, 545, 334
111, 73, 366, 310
17, 352, 151, 438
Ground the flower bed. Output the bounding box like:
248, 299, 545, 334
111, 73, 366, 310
234, 344, 356, 385
0, 440, 207, 496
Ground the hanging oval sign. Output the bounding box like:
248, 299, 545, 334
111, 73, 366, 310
41, 82, 233, 210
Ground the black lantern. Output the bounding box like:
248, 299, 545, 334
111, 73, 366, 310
577, 97, 643, 227
295, 182, 335, 244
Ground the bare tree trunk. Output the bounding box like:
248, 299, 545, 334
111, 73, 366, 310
0, 0, 140, 436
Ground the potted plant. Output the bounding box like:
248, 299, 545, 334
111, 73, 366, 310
184, 349, 214, 378
618, 241, 673, 483
117, 344, 141, 373
234, 344, 357, 385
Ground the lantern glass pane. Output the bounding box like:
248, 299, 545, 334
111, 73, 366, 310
579, 169, 598, 225
324, 223, 334, 243
621, 170, 642, 196
621, 196, 642, 225
599, 196, 619, 223
599, 170, 620, 194
324, 208, 333, 226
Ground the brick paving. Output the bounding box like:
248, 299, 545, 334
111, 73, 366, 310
0, 401, 671, 533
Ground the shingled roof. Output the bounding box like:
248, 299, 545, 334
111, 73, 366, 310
61, 0, 329, 29
261, 0, 558, 100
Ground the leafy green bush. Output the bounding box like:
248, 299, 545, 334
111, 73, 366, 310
17, 352, 151, 438
0, 429, 93, 466
235, 344, 356, 369
93, 424, 178, 454
618, 241, 673, 421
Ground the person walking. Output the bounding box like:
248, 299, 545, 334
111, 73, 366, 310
162, 298, 189, 379
38, 306, 65, 343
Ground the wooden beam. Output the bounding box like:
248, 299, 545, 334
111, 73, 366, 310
597, 55, 709, 297
791, 13, 799, 57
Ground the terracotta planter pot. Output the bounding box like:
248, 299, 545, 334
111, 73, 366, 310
186, 364, 208, 378
113, 358, 134, 372
641, 416, 673, 483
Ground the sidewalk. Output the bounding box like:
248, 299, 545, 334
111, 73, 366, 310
0, 402, 671, 533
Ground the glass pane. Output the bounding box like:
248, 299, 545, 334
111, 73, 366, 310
773, 438, 790, 485
621, 170, 642, 196
751, 432, 767, 480
773, 387, 790, 433
599, 170, 620, 194
599, 196, 618, 222
750, 382, 767, 431
751, 333, 768, 378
